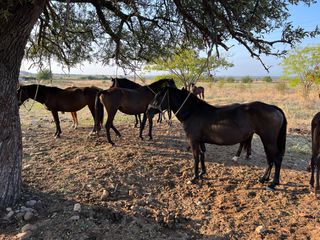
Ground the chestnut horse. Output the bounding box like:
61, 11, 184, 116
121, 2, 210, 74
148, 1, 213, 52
17, 84, 104, 137
147, 87, 287, 190
191, 83, 205, 99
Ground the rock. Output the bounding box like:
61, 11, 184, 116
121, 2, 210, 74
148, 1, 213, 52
21, 223, 37, 232
255, 225, 266, 234
16, 231, 32, 240
5, 211, 15, 219
6, 207, 12, 212
26, 200, 37, 207
24, 211, 34, 221
70, 215, 80, 221
100, 189, 109, 201
73, 203, 81, 212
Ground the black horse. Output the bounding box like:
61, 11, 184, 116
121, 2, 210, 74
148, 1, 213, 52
95, 79, 176, 145
110, 78, 142, 127
147, 87, 287, 189
17, 84, 104, 137
310, 112, 320, 196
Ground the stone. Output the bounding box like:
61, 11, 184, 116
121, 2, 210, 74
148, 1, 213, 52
4, 211, 15, 220
70, 215, 80, 221
24, 211, 34, 221
255, 225, 266, 234
21, 223, 37, 232
6, 207, 12, 212
100, 189, 109, 201
73, 203, 81, 212
26, 200, 37, 207
16, 231, 32, 240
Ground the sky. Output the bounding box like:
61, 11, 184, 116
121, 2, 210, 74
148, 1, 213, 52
21, 2, 320, 77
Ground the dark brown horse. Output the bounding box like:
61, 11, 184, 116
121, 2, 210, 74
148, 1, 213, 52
310, 112, 320, 196
110, 78, 142, 127
17, 84, 104, 137
95, 79, 176, 145
147, 87, 287, 190
191, 83, 205, 99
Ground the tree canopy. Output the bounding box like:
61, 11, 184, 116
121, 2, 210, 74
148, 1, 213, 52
146, 48, 233, 88
24, 0, 319, 71
281, 45, 320, 96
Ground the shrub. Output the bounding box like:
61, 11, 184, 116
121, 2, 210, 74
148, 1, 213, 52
241, 76, 253, 83
262, 76, 273, 82
226, 77, 235, 83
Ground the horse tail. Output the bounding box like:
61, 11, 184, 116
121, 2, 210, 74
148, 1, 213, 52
275, 106, 287, 156
95, 91, 104, 130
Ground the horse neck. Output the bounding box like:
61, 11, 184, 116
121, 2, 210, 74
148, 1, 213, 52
168, 89, 193, 121
27, 85, 45, 104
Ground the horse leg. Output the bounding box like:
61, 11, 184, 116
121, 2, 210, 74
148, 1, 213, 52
259, 159, 273, 184
267, 155, 283, 189
199, 143, 206, 178
148, 115, 153, 140
315, 158, 320, 195
51, 111, 62, 138
190, 141, 201, 184
245, 135, 253, 159
135, 115, 139, 128
105, 111, 117, 145
139, 113, 147, 140
310, 156, 315, 188
111, 124, 121, 137
232, 143, 244, 162
74, 112, 78, 129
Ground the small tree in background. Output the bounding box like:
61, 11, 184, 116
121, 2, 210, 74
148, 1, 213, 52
146, 48, 233, 90
37, 69, 52, 80
241, 76, 253, 83
262, 76, 273, 82
281, 45, 320, 98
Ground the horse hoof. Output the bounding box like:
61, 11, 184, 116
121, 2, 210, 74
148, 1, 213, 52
266, 185, 275, 191
232, 156, 239, 162
199, 172, 206, 179
246, 155, 252, 160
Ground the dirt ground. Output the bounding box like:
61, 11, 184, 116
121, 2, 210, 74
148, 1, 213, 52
1, 112, 320, 239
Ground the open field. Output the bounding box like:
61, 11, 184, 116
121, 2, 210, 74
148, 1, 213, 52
1, 80, 320, 239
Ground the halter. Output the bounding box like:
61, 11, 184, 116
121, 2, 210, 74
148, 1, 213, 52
20, 84, 40, 112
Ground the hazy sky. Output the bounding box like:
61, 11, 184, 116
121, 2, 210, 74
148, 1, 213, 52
22, 2, 320, 77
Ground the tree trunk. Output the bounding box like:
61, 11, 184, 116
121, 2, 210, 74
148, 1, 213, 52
0, 1, 46, 209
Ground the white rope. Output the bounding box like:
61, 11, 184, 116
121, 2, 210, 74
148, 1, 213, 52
22, 84, 40, 112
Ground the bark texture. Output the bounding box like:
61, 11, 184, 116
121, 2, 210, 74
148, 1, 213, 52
0, 1, 46, 209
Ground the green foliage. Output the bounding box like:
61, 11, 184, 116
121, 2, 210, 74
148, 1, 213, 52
281, 45, 320, 97
262, 76, 273, 82
146, 48, 233, 88
241, 76, 253, 83
37, 69, 52, 80
226, 77, 235, 83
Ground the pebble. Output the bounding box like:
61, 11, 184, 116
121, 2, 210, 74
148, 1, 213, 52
26, 200, 37, 207
69, 215, 80, 221
73, 203, 81, 212
21, 223, 37, 232
6, 207, 12, 212
24, 211, 34, 221
16, 231, 32, 240
100, 189, 109, 201
5, 211, 15, 220
255, 225, 266, 234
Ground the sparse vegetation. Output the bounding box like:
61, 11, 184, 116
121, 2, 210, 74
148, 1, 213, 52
241, 76, 253, 83
262, 76, 273, 82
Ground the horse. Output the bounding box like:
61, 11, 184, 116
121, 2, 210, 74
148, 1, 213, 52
17, 84, 104, 137
191, 83, 205, 99
310, 112, 320, 196
95, 79, 176, 145
110, 78, 142, 127
147, 87, 287, 190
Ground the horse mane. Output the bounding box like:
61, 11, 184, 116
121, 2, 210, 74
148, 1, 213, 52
149, 78, 176, 88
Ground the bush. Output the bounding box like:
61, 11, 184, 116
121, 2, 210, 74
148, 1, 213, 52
262, 76, 273, 82
241, 76, 253, 83
226, 77, 235, 83
37, 69, 52, 80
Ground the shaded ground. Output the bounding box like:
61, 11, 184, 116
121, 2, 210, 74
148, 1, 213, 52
1, 112, 320, 239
